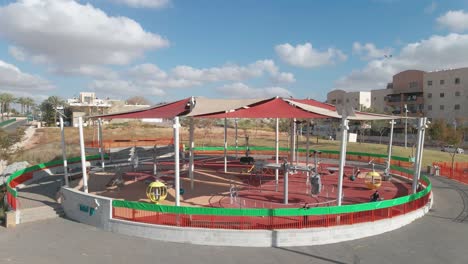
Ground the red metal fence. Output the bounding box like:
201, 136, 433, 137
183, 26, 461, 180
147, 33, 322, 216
112, 192, 429, 230
433, 162, 468, 184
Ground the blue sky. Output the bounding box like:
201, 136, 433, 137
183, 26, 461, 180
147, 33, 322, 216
1, 0, 468, 104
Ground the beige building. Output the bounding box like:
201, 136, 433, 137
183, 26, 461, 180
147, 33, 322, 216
384, 70, 425, 116
326, 90, 371, 111
423, 68, 468, 125
371, 88, 393, 113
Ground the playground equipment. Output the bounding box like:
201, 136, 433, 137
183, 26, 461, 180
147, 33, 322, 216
309, 150, 322, 195
146, 181, 168, 204
365, 160, 382, 189
239, 136, 254, 165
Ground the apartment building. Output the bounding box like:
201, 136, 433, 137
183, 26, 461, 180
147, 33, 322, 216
384, 70, 425, 116
423, 68, 468, 125
371, 88, 393, 113
326, 90, 371, 111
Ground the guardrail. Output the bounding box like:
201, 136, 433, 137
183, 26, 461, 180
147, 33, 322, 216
433, 161, 468, 184
0, 118, 16, 127
86, 138, 174, 150
192, 146, 415, 168
5, 154, 107, 210
112, 165, 431, 230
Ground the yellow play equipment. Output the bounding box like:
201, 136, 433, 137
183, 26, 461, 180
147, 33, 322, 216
365, 171, 382, 189
146, 181, 167, 204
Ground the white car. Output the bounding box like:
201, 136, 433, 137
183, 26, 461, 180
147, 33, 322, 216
441, 145, 464, 154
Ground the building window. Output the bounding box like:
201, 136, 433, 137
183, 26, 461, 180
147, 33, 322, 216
374, 97, 376, 101
346, 98, 349, 103
440, 105, 444, 110
427, 93, 432, 98
428, 105, 432, 111
455, 104, 460, 110
409, 81, 418, 88
455, 91, 461, 96
419, 104, 424, 110
440, 93, 445, 98
427, 80, 432, 86
440, 80, 445, 85
455, 78, 460, 84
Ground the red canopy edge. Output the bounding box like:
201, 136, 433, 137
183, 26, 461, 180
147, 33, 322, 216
90, 97, 191, 119
193, 97, 330, 119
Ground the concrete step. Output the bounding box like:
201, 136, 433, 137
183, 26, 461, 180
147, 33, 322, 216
19, 204, 64, 224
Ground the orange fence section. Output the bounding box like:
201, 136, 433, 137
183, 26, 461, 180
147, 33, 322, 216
86, 138, 174, 150
112, 192, 430, 230
433, 162, 468, 184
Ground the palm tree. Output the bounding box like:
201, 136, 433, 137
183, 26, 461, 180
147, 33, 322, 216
46, 96, 65, 125
0, 93, 15, 119
24, 97, 35, 114
16, 97, 27, 115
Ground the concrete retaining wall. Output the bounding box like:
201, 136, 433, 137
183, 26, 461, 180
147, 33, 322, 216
61, 187, 112, 230
61, 185, 433, 247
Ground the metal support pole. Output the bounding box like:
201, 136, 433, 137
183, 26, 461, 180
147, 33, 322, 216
386, 120, 395, 177
416, 118, 427, 184
60, 116, 69, 187
275, 118, 279, 191
189, 117, 194, 190
306, 121, 310, 167
290, 119, 296, 163
235, 118, 238, 159
78, 117, 88, 193
283, 161, 289, 205
173, 117, 181, 206
404, 104, 408, 149
412, 118, 423, 194
224, 117, 228, 173
98, 118, 105, 170
337, 117, 349, 206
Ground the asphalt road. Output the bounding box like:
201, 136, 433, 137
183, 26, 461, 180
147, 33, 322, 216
1, 175, 467, 264
1, 119, 28, 134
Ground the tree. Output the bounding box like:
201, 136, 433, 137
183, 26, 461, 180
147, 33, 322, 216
46, 96, 65, 125
23, 97, 35, 114
15, 97, 27, 115
39, 96, 65, 126
126, 96, 152, 105
0, 93, 15, 120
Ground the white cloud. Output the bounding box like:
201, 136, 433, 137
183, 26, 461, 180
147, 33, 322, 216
335, 33, 468, 91
275, 42, 347, 68
55, 65, 118, 79
424, 1, 437, 14
88, 59, 294, 97
0, 0, 169, 71
8, 46, 26, 61
352, 42, 393, 60
0, 60, 55, 94
171, 60, 294, 83
437, 10, 468, 32
110, 0, 170, 9
90, 79, 165, 97
216, 82, 293, 99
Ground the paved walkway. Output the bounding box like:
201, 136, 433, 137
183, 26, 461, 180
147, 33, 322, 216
1, 175, 467, 264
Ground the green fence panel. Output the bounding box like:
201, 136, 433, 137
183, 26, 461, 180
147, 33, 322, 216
191, 146, 413, 162
0, 118, 16, 127
6, 154, 108, 197
113, 169, 432, 217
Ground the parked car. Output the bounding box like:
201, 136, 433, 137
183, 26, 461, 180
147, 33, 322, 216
441, 145, 464, 154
